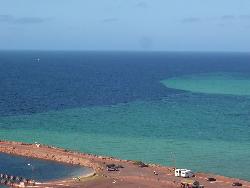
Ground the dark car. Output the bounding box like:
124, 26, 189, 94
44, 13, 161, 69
106, 164, 124, 170
106, 164, 116, 168
206, 177, 216, 182
232, 182, 242, 186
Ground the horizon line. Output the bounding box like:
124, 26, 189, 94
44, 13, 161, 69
0, 49, 249, 53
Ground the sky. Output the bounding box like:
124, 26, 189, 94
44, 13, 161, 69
1, 0, 250, 51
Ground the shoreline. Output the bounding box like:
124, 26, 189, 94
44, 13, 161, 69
0, 140, 249, 188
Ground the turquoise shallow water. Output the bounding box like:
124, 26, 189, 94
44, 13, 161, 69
1, 93, 250, 180
161, 72, 250, 96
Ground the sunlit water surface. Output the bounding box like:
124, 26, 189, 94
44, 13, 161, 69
0, 51, 250, 180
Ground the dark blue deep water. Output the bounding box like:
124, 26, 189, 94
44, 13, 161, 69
1, 51, 250, 116
0, 51, 250, 180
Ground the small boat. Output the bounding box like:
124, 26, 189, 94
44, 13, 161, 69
33, 58, 40, 62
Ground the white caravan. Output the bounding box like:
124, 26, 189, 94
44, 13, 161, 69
175, 169, 194, 178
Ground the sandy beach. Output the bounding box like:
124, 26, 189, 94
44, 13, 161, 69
0, 140, 249, 188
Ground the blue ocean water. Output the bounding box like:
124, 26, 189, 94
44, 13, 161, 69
0, 51, 250, 180
0, 153, 92, 182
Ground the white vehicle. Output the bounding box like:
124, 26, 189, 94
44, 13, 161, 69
175, 169, 194, 178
